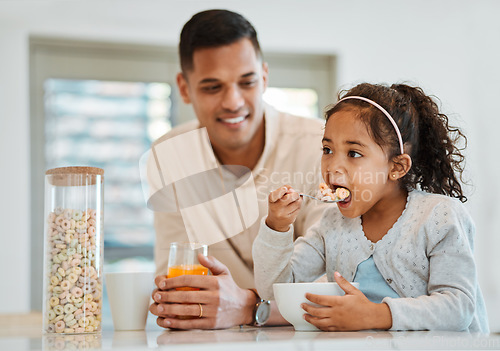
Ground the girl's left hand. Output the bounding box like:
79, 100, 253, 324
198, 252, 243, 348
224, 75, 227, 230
301, 272, 393, 331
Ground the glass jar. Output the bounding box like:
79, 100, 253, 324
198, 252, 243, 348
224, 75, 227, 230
42, 166, 104, 334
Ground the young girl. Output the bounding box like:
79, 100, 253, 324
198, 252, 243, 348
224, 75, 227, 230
252, 83, 489, 332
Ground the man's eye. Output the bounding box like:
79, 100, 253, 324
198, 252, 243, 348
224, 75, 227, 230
322, 147, 332, 155
201, 85, 221, 93
348, 150, 362, 158
240, 80, 257, 88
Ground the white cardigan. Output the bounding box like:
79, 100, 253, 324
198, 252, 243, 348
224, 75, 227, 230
253, 190, 489, 332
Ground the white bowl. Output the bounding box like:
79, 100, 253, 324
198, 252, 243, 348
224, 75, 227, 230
273, 282, 359, 331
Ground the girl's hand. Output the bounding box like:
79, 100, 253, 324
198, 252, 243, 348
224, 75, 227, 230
301, 272, 393, 331
265, 185, 302, 232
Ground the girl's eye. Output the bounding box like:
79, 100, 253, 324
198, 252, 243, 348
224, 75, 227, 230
348, 150, 362, 158
322, 146, 332, 155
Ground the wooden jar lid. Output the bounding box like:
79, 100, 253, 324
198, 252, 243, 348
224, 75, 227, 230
46, 166, 104, 186
46, 166, 104, 176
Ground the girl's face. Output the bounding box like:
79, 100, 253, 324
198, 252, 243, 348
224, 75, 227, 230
321, 109, 396, 218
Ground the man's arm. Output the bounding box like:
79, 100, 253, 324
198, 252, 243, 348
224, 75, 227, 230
150, 181, 284, 328
150, 254, 288, 328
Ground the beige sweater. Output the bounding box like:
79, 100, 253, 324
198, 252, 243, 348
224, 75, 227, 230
149, 104, 329, 288
253, 190, 489, 332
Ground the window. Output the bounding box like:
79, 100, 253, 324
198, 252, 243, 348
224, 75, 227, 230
44, 79, 171, 253
263, 87, 319, 118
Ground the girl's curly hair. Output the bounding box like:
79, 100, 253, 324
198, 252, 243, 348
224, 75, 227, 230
325, 83, 468, 202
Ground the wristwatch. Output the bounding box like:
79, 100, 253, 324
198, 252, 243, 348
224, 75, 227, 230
250, 289, 271, 326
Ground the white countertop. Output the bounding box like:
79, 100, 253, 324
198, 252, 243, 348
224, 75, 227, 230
2, 313, 499, 350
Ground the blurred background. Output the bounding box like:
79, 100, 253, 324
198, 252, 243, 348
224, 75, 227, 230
0, 0, 499, 332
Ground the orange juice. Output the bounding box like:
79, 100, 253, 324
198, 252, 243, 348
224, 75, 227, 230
168, 264, 209, 291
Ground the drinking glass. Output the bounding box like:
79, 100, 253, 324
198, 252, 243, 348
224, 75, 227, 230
167, 242, 209, 291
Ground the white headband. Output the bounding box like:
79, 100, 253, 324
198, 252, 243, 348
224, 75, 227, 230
337, 96, 404, 155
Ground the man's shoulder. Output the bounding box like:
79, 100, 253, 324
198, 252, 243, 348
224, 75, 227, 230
152, 119, 199, 147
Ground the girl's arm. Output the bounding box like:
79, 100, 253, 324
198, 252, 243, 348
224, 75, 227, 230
252, 215, 328, 300
383, 201, 486, 332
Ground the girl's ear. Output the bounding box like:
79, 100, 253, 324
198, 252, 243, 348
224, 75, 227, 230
390, 154, 412, 180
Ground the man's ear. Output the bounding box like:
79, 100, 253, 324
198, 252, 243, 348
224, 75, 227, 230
390, 154, 412, 181
176, 72, 191, 104
261, 61, 269, 90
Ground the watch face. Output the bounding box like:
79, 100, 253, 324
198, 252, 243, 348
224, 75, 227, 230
255, 301, 271, 325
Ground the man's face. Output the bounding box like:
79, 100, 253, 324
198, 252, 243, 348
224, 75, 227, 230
177, 38, 268, 152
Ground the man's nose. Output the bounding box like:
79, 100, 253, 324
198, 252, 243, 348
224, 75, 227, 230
221, 85, 244, 111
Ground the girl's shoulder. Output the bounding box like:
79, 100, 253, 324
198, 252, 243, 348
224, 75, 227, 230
409, 189, 470, 215
408, 189, 474, 233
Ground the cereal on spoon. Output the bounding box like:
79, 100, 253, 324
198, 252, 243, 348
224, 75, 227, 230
318, 182, 350, 202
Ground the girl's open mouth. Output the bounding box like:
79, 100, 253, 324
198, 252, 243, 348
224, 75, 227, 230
332, 185, 352, 205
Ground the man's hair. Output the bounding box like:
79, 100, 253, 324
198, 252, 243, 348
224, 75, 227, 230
179, 9, 262, 73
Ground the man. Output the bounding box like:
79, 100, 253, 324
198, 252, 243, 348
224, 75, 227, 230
149, 9, 327, 329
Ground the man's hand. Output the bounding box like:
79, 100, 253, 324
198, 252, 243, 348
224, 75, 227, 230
301, 272, 393, 331
150, 254, 256, 329
266, 185, 303, 232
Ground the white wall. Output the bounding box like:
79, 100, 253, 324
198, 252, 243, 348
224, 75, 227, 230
1, 0, 499, 331
0, 24, 30, 311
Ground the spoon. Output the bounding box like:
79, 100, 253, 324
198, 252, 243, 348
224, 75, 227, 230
299, 193, 345, 203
